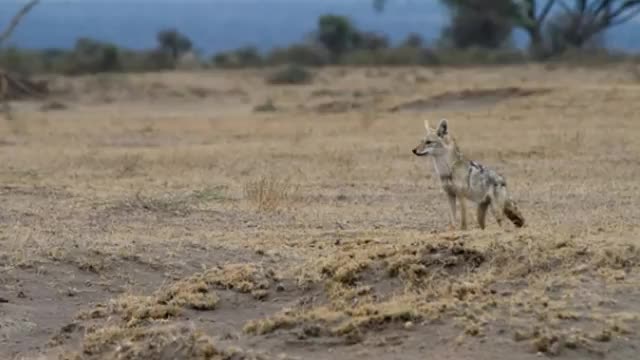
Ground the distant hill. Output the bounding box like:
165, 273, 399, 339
2, 0, 638, 55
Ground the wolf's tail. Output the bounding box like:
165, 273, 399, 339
503, 199, 525, 228
495, 183, 525, 228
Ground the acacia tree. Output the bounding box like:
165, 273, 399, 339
315, 15, 361, 60
546, 0, 640, 49
439, 0, 515, 49
451, 0, 558, 54
375, 0, 640, 56
156, 28, 193, 61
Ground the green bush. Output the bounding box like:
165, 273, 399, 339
266, 64, 313, 85
434, 47, 527, 66
316, 14, 361, 60
266, 44, 330, 66
212, 46, 263, 68
0, 47, 45, 75
353, 31, 390, 51
403, 33, 424, 48
61, 38, 123, 75
545, 48, 634, 67
156, 28, 193, 62
341, 47, 438, 66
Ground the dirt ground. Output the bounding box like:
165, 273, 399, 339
1, 65, 640, 360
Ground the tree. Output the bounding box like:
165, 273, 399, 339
455, 0, 640, 56
374, 0, 640, 56
156, 28, 193, 61
64, 38, 122, 74
0, 0, 41, 119
439, 0, 514, 49
353, 31, 390, 51
544, 0, 640, 50
403, 33, 425, 48
544, 11, 606, 53
448, 0, 558, 55
315, 15, 360, 60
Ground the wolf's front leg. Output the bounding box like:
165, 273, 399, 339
477, 200, 490, 229
490, 202, 504, 227
447, 193, 457, 230
458, 197, 468, 230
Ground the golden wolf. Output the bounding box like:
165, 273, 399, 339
412, 119, 524, 230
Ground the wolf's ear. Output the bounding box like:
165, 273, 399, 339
424, 119, 432, 134
436, 118, 448, 137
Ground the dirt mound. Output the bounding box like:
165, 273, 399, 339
63, 324, 218, 360
62, 324, 271, 360
390, 86, 551, 112
320, 241, 486, 287
387, 242, 485, 278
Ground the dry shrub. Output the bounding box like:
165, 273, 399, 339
62, 324, 221, 360
203, 264, 269, 292
266, 64, 313, 85
76, 264, 270, 331
158, 280, 220, 311
244, 307, 342, 336
243, 175, 298, 212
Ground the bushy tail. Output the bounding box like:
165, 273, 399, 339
494, 184, 525, 228
503, 199, 525, 228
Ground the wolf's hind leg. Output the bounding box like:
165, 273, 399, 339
490, 201, 505, 226
477, 199, 490, 229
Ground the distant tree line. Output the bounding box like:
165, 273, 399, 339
0, 28, 196, 75
2, 1, 640, 76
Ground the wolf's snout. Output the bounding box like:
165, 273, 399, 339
412, 148, 418, 155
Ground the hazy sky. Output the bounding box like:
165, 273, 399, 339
2, 0, 638, 53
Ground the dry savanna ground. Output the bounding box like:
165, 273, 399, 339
1, 64, 640, 360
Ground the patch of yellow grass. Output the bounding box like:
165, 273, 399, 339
243, 174, 299, 212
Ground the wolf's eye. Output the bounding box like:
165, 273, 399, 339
425, 140, 433, 145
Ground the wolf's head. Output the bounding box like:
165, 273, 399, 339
412, 119, 450, 157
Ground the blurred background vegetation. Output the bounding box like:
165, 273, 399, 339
1, 0, 639, 76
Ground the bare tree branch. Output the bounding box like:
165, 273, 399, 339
589, 0, 610, 15
373, 0, 640, 54
0, 0, 40, 46
538, 0, 558, 24
605, 0, 640, 21
577, 0, 588, 13
608, 3, 640, 25
558, 0, 574, 13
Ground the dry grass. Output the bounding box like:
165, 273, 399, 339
61, 324, 226, 360
245, 232, 640, 355
243, 174, 299, 212
2, 65, 640, 359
